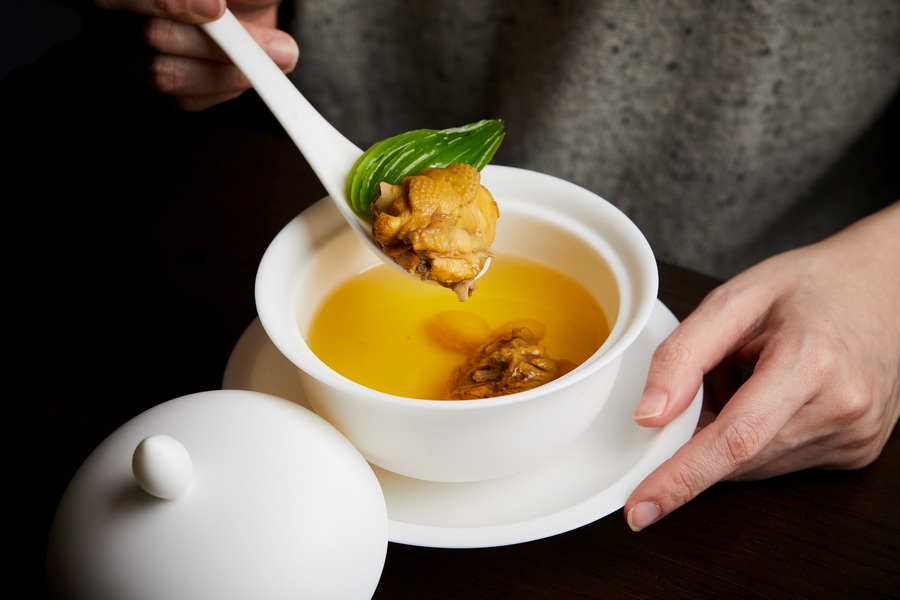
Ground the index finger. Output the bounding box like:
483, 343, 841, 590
624, 336, 807, 531
95, 0, 224, 23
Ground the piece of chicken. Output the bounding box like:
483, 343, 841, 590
371, 163, 499, 301
447, 325, 562, 400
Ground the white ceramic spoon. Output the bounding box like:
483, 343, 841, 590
200, 10, 489, 282
200, 11, 382, 255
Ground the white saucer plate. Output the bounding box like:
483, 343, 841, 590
223, 300, 701, 548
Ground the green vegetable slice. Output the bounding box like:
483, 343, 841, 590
347, 119, 505, 216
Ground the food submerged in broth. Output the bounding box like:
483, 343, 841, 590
307, 257, 608, 401
371, 164, 499, 301
438, 315, 576, 400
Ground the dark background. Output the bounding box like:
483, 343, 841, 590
2, 1, 81, 80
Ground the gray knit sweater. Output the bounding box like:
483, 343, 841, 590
287, 0, 900, 278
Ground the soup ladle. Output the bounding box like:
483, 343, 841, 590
200, 10, 490, 281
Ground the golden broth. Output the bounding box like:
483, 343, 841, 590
306, 255, 610, 400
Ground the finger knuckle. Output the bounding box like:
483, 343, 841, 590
805, 340, 847, 382
763, 330, 851, 393
719, 416, 766, 467
835, 389, 876, 425
779, 329, 847, 382
652, 333, 694, 372
146, 0, 196, 20
147, 55, 184, 94
665, 462, 709, 505
701, 282, 739, 310
141, 17, 181, 52
834, 411, 884, 455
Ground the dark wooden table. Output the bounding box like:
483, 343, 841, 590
4, 37, 898, 599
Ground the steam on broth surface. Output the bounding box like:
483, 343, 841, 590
307, 255, 610, 400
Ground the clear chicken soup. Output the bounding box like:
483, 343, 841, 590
306, 255, 610, 400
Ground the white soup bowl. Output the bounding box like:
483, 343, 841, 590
255, 165, 658, 482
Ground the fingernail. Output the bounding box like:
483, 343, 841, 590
190, 0, 222, 19
268, 38, 299, 70
627, 501, 661, 532
634, 388, 668, 420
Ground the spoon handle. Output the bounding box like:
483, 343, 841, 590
199, 11, 486, 285
201, 11, 365, 226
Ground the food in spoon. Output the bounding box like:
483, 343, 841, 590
371, 163, 499, 301
347, 120, 505, 300
347, 119, 504, 216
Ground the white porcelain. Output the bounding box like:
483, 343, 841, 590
132, 434, 194, 500
224, 302, 701, 547
201, 10, 417, 280
255, 164, 659, 483
47, 390, 387, 600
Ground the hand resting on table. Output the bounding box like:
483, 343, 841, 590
627, 200, 900, 530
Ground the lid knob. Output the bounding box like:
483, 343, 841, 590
132, 434, 193, 499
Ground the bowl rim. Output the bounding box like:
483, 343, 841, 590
256, 164, 658, 411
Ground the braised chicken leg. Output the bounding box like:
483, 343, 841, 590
371, 163, 499, 301
447, 324, 563, 400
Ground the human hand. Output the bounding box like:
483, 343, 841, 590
94, 0, 298, 111
625, 201, 900, 531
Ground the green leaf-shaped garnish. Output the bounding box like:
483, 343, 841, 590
347, 119, 505, 216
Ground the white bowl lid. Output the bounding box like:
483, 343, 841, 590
47, 390, 387, 599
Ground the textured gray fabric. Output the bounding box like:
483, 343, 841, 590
287, 0, 900, 278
